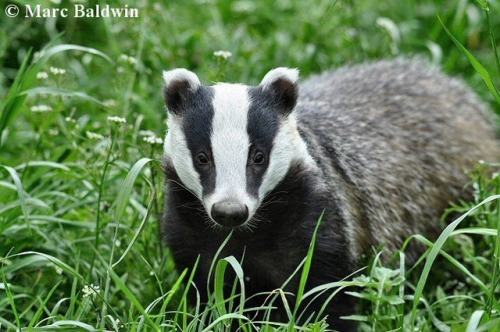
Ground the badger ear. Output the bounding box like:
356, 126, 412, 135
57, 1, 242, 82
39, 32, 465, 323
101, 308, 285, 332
260, 67, 299, 115
163, 69, 201, 115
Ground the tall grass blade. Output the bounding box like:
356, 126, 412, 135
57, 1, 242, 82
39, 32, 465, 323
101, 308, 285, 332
0, 49, 33, 147
44, 320, 96, 330
214, 259, 230, 318
412, 234, 488, 292
174, 257, 200, 330
201, 313, 249, 332
1, 165, 29, 228
291, 211, 324, 327
112, 193, 154, 268
451, 227, 498, 236
410, 194, 500, 327
437, 15, 500, 104
1, 269, 21, 329
14, 161, 70, 171
206, 231, 233, 301
27, 280, 63, 329
113, 157, 153, 223
11, 251, 83, 280
154, 268, 188, 326
35, 44, 112, 63
476, 318, 500, 332
21, 87, 107, 107
95, 253, 159, 331
481, 1, 500, 79
465, 310, 484, 332
214, 256, 245, 320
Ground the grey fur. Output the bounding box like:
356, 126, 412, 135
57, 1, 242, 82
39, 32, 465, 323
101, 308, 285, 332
298, 59, 499, 260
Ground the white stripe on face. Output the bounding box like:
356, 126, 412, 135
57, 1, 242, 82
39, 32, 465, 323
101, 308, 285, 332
164, 114, 203, 198
204, 83, 256, 220
258, 114, 315, 199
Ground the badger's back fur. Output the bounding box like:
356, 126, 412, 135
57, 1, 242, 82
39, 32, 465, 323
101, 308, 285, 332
161, 59, 499, 330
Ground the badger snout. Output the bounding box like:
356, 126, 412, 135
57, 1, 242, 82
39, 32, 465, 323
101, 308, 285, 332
210, 200, 249, 227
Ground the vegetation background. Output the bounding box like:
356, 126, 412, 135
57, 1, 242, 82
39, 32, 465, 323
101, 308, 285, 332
0, 0, 499, 330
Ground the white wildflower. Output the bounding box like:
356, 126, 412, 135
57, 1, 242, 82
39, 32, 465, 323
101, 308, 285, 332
138, 130, 157, 137
213, 50, 232, 59
49, 66, 66, 75
118, 54, 137, 65
232, 1, 256, 13
30, 105, 53, 113
82, 283, 100, 299
48, 129, 59, 136
86, 131, 104, 140
107, 116, 127, 124
143, 136, 163, 145
103, 99, 117, 108
472, 182, 480, 200
33, 51, 43, 61
36, 71, 48, 80
106, 315, 124, 329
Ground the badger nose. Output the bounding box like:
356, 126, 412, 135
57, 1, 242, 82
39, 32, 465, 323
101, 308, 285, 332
211, 200, 249, 227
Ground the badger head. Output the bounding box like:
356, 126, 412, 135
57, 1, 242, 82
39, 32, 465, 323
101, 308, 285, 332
162, 67, 313, 229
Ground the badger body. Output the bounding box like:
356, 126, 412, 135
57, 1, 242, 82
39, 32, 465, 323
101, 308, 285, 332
161, 59, 499, 330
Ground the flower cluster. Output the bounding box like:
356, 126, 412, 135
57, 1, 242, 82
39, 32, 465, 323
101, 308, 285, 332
143, 136, 163, 145
49, 66, 66, 75
30, 105, 53, 113
107, 116, 127, 124
86, 131, 104, 140
213, 50, 232, 59
82, 283, 100, 299
103, 99, 117, 108
37, 71, 49, 80
119, 54, 137, 65
139, 130, 163, 145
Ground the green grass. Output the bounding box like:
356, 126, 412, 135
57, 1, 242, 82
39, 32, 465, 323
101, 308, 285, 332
1, 0, 499, 330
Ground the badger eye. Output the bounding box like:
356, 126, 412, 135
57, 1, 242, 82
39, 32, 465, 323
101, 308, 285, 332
196, 152, 209, 165
253, 151, 265, 165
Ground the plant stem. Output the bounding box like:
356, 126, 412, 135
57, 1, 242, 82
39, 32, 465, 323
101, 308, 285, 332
88, 130, 116, 280
484, 1, 500, 80
487, 179, 500, 315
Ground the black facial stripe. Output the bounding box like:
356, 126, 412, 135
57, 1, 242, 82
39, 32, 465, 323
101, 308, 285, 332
246, 86, 282, 198
182, 86, 216, 196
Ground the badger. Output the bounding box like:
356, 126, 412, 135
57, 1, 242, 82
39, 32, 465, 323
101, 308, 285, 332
160, 59, 499, 330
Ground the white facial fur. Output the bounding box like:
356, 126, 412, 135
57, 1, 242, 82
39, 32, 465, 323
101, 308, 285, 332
164, 115, 203, 198
259, 114, 314, 199
258, 67, 313, 199
163, 69, 203, 198
203, 83, 258, 222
